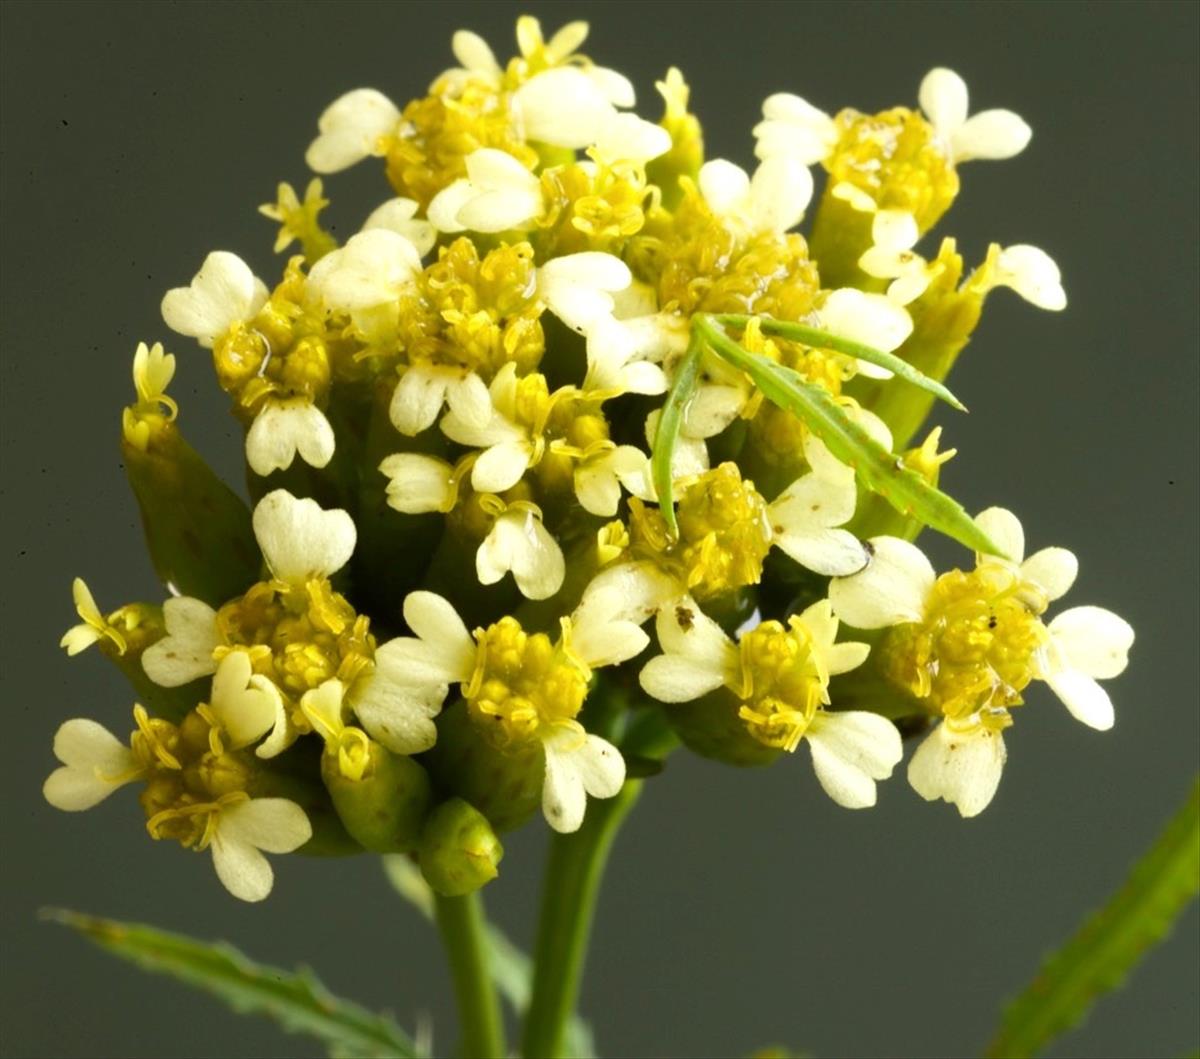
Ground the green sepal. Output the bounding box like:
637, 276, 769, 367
43, 909, 423, 1058
715, 313, 966, 411
694, 316, 1004, 558
987, 777, 1200, 1059
123, 426, 260, 606
322, 742, 433, 853
418, 799, 504, 897
650, 334, 703, 537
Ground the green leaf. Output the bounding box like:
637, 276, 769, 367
715, 312, 967, 411
382, 858, 596, 1057
987, 777, 1200, 1059
43, 908, 422, 1059
650, 333, 703, 537
694, 316, 1002, 556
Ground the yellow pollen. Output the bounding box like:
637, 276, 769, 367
736, 619, 826, 752
466, 617, 589, 748
878, 565, 1048, 725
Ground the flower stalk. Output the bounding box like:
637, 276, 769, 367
434, 890, 507, 1059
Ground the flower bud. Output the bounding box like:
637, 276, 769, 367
320, 739, 433, 853
418, 798, 504, 897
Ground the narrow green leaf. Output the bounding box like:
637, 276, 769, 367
715, 313, 967, 411
694, 316, 1001, 556
650, 334, 703, 537
43, 908, 421, 1059
382, 857, 595, 1057
987, 777, 1200, 1059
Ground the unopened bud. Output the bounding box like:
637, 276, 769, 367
321, 739, 433, 853
418, 799, 504, 897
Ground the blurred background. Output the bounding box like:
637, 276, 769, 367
2, 2, 1196, 1056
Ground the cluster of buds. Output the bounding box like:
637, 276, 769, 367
46, 16, 1132, 901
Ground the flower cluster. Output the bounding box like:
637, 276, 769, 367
46, 17, 1131, 901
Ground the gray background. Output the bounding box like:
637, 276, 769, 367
2, 2, 1197, 1057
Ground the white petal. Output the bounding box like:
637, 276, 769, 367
245, 400, 335, 476
141, 597, 220, 687
308, 229, 421, 312
872, 209, 920, 254
541, 729, 626, 834
210, 651, 280, 749
1047, 606, 1134, 680
592, 112, 671, 165
574, 734, 626, 798
699, 159, 751, 216
774, 527, 870, 578
445, 373, 494, 431
427, 180, 474, 234
907, 723, 1007, 818
353, 687, 441, 755
379, 453, 456, 514
306, 88, 400, 173
402, 591, 476, 675
541, 737, 587, 834
477, 510, 565, 600
828, 537, 935, 628
390, 367, 451, 436
918, 67, 969, 135
951, 109, 1032, 163
585, 65, 636, 108
639, 655, 728, 703
749, 156, 813, 233
569, 587, 651, 669
220, 797, 312, 854
466, 147, 540, 191
161, 251, 264, 348
573, 461, 622, 518
211, 834, 275, 902
994, 245, 1067, 311
252, 489, 356, 585
769, 470, 858, 532
974, 506, 1025, 564
512, 68, 615, 149
363, 198, 436, 257
1021, 547, 1078, 603
451, 30, 500, 75
806, 711, 903, 809
1044, 669, 1115, 731
457, 189, 543, 233
44, 719, 138, 811
818, 289, 913, 354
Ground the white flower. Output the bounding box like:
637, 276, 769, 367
206, 650, 288, 758
639, 599, 900, 808
389, 364, 494, 438
161, 251, 269, 349
753, 92, 839, 164
918, 67, 1031, 164
244, 397, 336, 477
978, 244, 1067, 311
142, 596, 221, 687
208, 796, 312, 902
379, 453, 458, 514
589, 111, 672, 166
538, 252, 633, 335
60, 577, 126, 656
698, 157, 814, 235
541, 724, 625, 833
830, 508, 1132, 817
362, 198, 437, 257
582, 313, 674, 397
43, 718, 143, 811
857, 209, 940, 306
305, 88, 401, 174
428, 149, 544, 234
571, 443, 652, 517
766, 461, 868, 577
476, 498, 565, 600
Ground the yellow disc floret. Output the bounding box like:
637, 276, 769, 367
825, 107, 959, 233
466, 617, 589, 748
877, 564, 1048, 731
736, 618, 827, 752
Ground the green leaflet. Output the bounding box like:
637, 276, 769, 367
382, 857, 596, 1058
43, 908, 421, 1059
987, 777, 1200, 1059
693, 316, 1003, 557
650, 334, 703, 537
715, 313, 967, 412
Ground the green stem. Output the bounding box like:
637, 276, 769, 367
434, 891, 507, 1059
521, 780, 642, 1058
